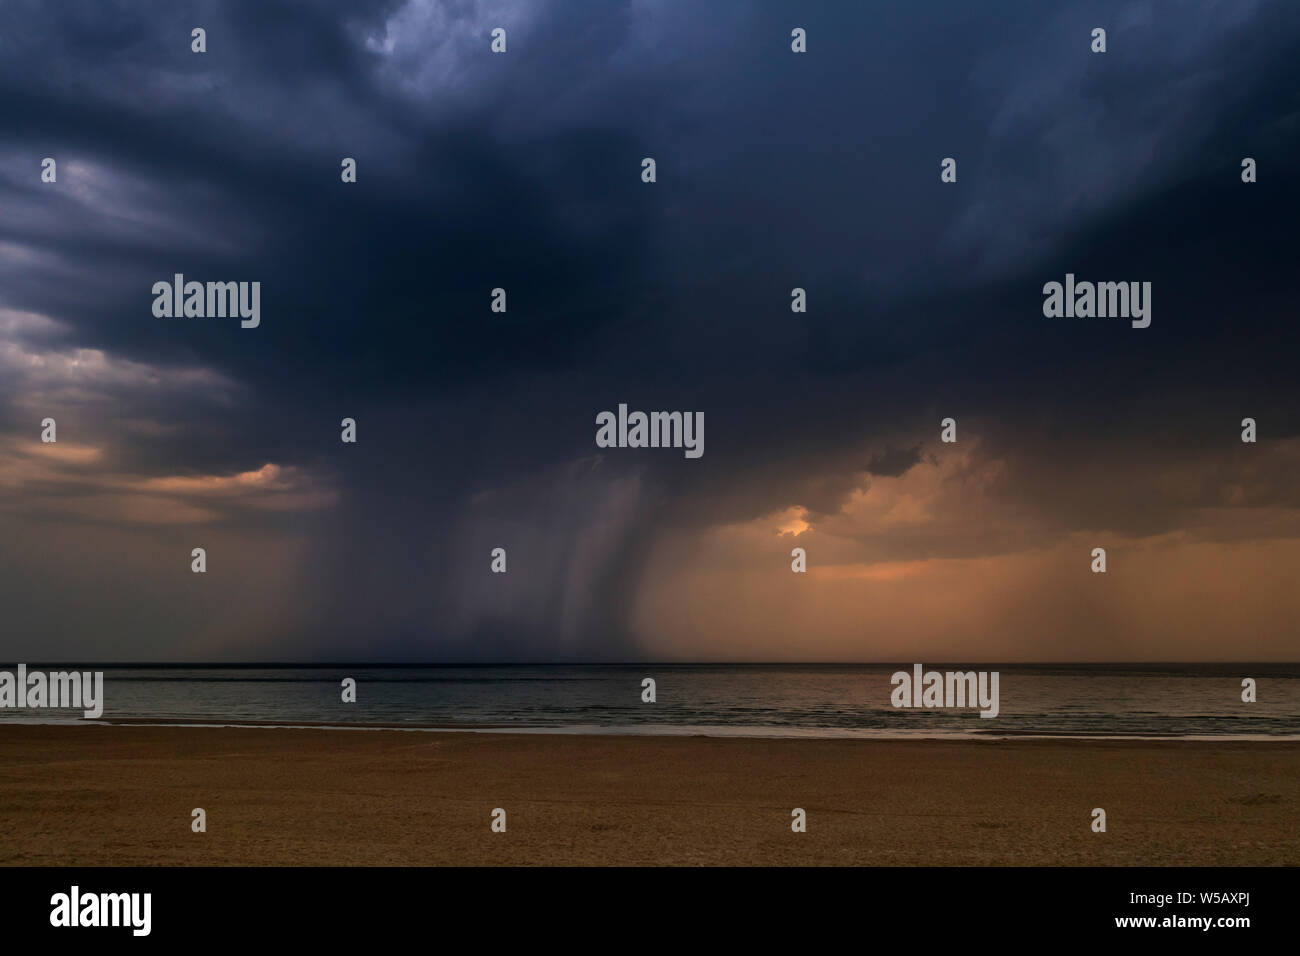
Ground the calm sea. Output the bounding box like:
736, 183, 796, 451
2, 663, 1297, 739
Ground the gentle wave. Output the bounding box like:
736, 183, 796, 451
2, 664, 1296, 738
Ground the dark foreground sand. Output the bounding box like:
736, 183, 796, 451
0, 726, 1295, 866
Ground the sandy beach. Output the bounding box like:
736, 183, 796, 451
0, 725, 1295, 866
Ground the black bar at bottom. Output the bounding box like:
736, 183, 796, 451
0, 866, 1278, 942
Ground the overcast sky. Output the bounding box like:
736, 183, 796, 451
2, 0, 1298, 661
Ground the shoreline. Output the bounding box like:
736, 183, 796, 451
1, 725, 1296, 865
3, 716, 1299, 742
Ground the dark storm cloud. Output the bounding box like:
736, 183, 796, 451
2, 0, 1299, 659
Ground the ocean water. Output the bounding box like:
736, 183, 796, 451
2, 663, 1297, 739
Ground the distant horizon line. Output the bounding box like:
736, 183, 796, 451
3, 661, 1296, 668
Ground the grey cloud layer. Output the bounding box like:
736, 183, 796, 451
1, 0, 1298, 658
